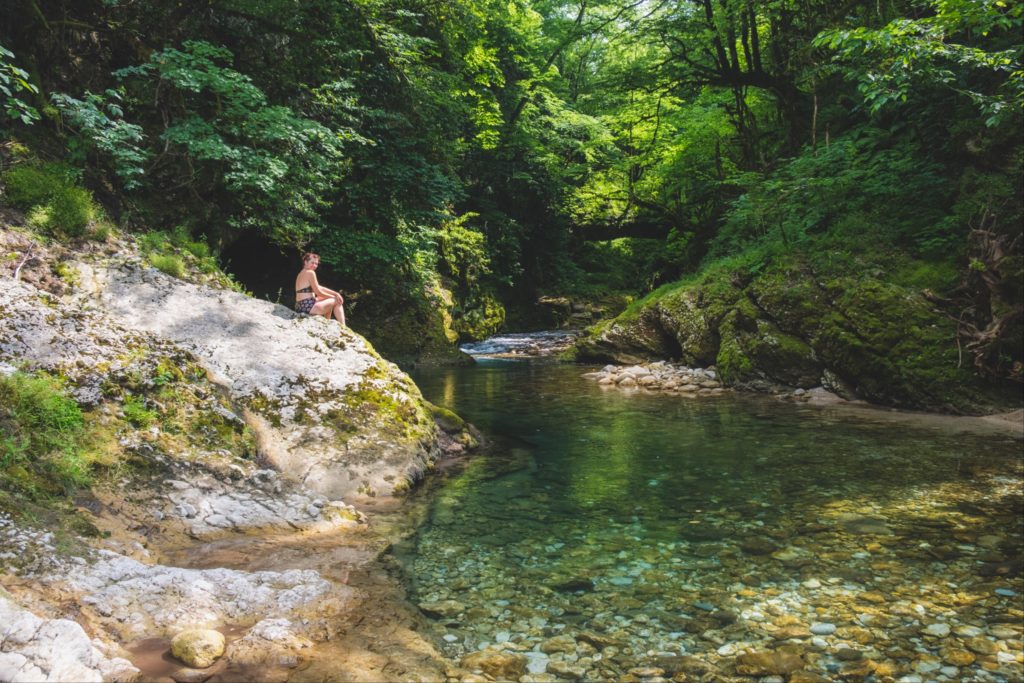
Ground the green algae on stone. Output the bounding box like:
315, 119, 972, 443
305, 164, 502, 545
574, 251, 1019, 414
453, 292, 506, 342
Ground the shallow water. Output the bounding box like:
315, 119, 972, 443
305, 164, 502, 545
403, 359, 1024, 681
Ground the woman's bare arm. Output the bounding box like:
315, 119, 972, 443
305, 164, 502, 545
308, 272, 342, 299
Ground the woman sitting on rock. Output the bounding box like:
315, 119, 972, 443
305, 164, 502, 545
294, 252, 345, 326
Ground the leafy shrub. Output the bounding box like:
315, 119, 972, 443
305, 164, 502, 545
2, 163, 76, 209
0, 44, 40, 125
149, 254, 185, 278
45, 186, 95, 237
51, 90, 148, 190
0, 372, 90, 498
710, 128, 952, 260
2, 163, 97, 237
116, 41, 347, 246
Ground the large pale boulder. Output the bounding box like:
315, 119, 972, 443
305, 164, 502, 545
0, 593, 138, 682
0, 239, 441, 499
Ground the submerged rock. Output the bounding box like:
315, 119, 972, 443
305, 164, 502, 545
734, 651, 805, 676
460, 649, 528, 680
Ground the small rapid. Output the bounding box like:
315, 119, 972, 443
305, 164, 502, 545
460, 330, 582, 358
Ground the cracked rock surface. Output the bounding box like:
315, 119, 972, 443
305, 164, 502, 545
0, 593, 139, 683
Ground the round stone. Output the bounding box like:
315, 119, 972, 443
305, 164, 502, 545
810, 623, 837, 636
170, 629, 226, 669
923, 623, 951, 638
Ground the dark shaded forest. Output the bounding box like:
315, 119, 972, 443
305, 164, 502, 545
2, 0, 1021, 374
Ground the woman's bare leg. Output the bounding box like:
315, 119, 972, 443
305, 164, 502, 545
310, 299, 334, 318
333, 295, 346, 326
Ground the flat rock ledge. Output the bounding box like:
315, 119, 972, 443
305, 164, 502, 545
154, 469, 364, 538
1, 511, 351, 681
65, 551, 349, 642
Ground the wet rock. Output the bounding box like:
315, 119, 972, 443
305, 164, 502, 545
837, 515, 893, 535
923, 623, 951, 637
734, 651, 805, 676
629, 666, 666, 678
521, 674, 559, 683
740, 538, 778, 556
809, 623, 837, 636
772, 625, 811, 640
170, 629, 225, 669
788, 671, 830, 683
460, 650, 528, 680
546, 659, 587, 679
540, 634, 577, 654
966, 636, 998, 655
941, 648, 976, 666
419, 600, 466, 619
553, 578, 595, 593
576, 632, 620, 651
170, 668, 217, 683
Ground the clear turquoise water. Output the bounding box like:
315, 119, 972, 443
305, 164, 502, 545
402, 359, 1024, 679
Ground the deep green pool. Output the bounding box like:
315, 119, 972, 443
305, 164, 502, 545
402, 359, 1023, 681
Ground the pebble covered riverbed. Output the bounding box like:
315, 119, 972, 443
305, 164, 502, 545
404, 360, 1024, 683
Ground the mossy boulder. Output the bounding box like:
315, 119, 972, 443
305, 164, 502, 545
577, 253, 1018, 414
575, 307, 681, 364
356, 278, 471, 365
453, 292, 506, 342
427, 401, 465, 432
655, 289, 718, 366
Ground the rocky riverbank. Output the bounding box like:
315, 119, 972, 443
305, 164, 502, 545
574, 254, 1022, 416
0, 225, 476, 680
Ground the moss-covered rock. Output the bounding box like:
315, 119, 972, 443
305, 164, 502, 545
576, 252, 1019, 414
575, 307, 681, 364
655, 289, 718, 366
357, 278, 471, 365
453, 292, 506, 342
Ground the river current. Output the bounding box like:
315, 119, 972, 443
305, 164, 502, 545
402, 350, 1023, 681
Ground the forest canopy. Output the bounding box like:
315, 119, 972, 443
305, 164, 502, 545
1, 0, 1021, 369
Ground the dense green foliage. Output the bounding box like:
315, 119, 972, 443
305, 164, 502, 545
0, 372, 90, 499
1, 0, 1021, 373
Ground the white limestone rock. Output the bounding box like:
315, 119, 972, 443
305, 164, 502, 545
0, 593, 139, 683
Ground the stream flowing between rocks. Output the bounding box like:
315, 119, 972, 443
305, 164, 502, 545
402, 352, 1024, 682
